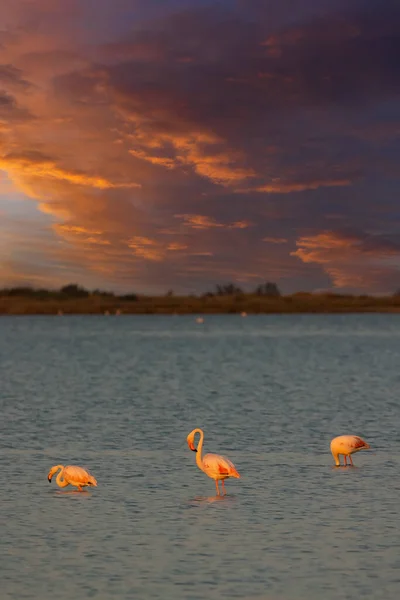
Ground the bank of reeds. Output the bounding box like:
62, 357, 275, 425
1, 287, 400, 315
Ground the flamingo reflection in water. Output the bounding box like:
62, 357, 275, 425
47, 465, 97, 491
186, 428, 240, 495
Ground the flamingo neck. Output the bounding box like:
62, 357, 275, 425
195, 428, 205, 471
55, 466, 69, 488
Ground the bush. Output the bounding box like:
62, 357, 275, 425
60, 284, 89, 298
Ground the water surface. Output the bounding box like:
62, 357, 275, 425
1, 315, 400, 599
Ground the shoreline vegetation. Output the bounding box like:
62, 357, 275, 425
1, 283, 400, 315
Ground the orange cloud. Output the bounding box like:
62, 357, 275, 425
127, 236, 163, 261
56, 225, 104, 236
167, 242, 188, 251
291, 231, 400, 290
291, 232, 360, 262
127, 236, 186, 260
128, 130, 255, 185
54, 224, 112, 246
129, 150, 176, 170
232, 220, 252, 229
236, 179, 351, 194
263, 237, 288, 244
176, 214, 252, 230
0, 154, 140, 190
126, 236, 192, 261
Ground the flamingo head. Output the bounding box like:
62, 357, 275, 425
47, 465, 62, 482
186, 431, 197, 452
87, 474, 98, 487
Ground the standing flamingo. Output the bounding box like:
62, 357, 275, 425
186, 428, 240, 495
330, 435, 370, 467
47, 465, 97, 491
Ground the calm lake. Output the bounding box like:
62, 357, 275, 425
1, 315, 400, 600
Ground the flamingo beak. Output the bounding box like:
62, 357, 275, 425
47, 474, 52, 482
187, 440, 197, 452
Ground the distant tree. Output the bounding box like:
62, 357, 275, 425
166, 289, 174, 297
394, 289, 400, 297
1, 287, 57, 298
254, 282, 281, 297
60, 284, 89, 298
34, 288, 53, 300
120, 293, 138, 301
92, 289, 115, 298
215, 283, 243, 296
6, 287, 36, 297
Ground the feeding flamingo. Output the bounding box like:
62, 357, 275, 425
47, 465, 97, 491
330, 435, 370, 467
186, 428, 240, 495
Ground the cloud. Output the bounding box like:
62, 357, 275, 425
0, 152, 141, 190
175, 214, 252, 230
0, 212, 103, 290
291, 230, 400, 291
0, 64, 31, 89
236, 179, 352, 194
127, 236, 164, 261
128, 131, 255, 185
97, 0, 400, 123
0, 91, 34, 123
167, 242, 188, 251
263, 237, 287, 244
0, 0, 400, 293
53, 224, 112, 247
126, 235, 191, 262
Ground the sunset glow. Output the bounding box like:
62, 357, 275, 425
1, 0, 399, 294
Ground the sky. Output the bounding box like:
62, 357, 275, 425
1, 0, 400, 295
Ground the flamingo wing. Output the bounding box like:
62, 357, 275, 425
203, 453, 240, 477
349, 436, 369, 451
64, 465, 96, 485
352, 436, 367, 449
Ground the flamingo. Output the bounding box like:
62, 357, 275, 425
47, 465, 97, 491
186, 428, 240, 495
330, 435, 370, 467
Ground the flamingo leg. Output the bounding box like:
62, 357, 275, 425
215, 480, 220, 495
349, 455, 354, 466
343, 455, 347, 466
221, 480, 226, 495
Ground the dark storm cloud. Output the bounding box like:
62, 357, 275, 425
0, 91, 34, 122
51, 0, 400, 190
2, 0, 400, 293
97, 0, 400, 120
0, 64, 31, 89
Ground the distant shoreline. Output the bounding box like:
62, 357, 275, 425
2, 294, 400, 315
